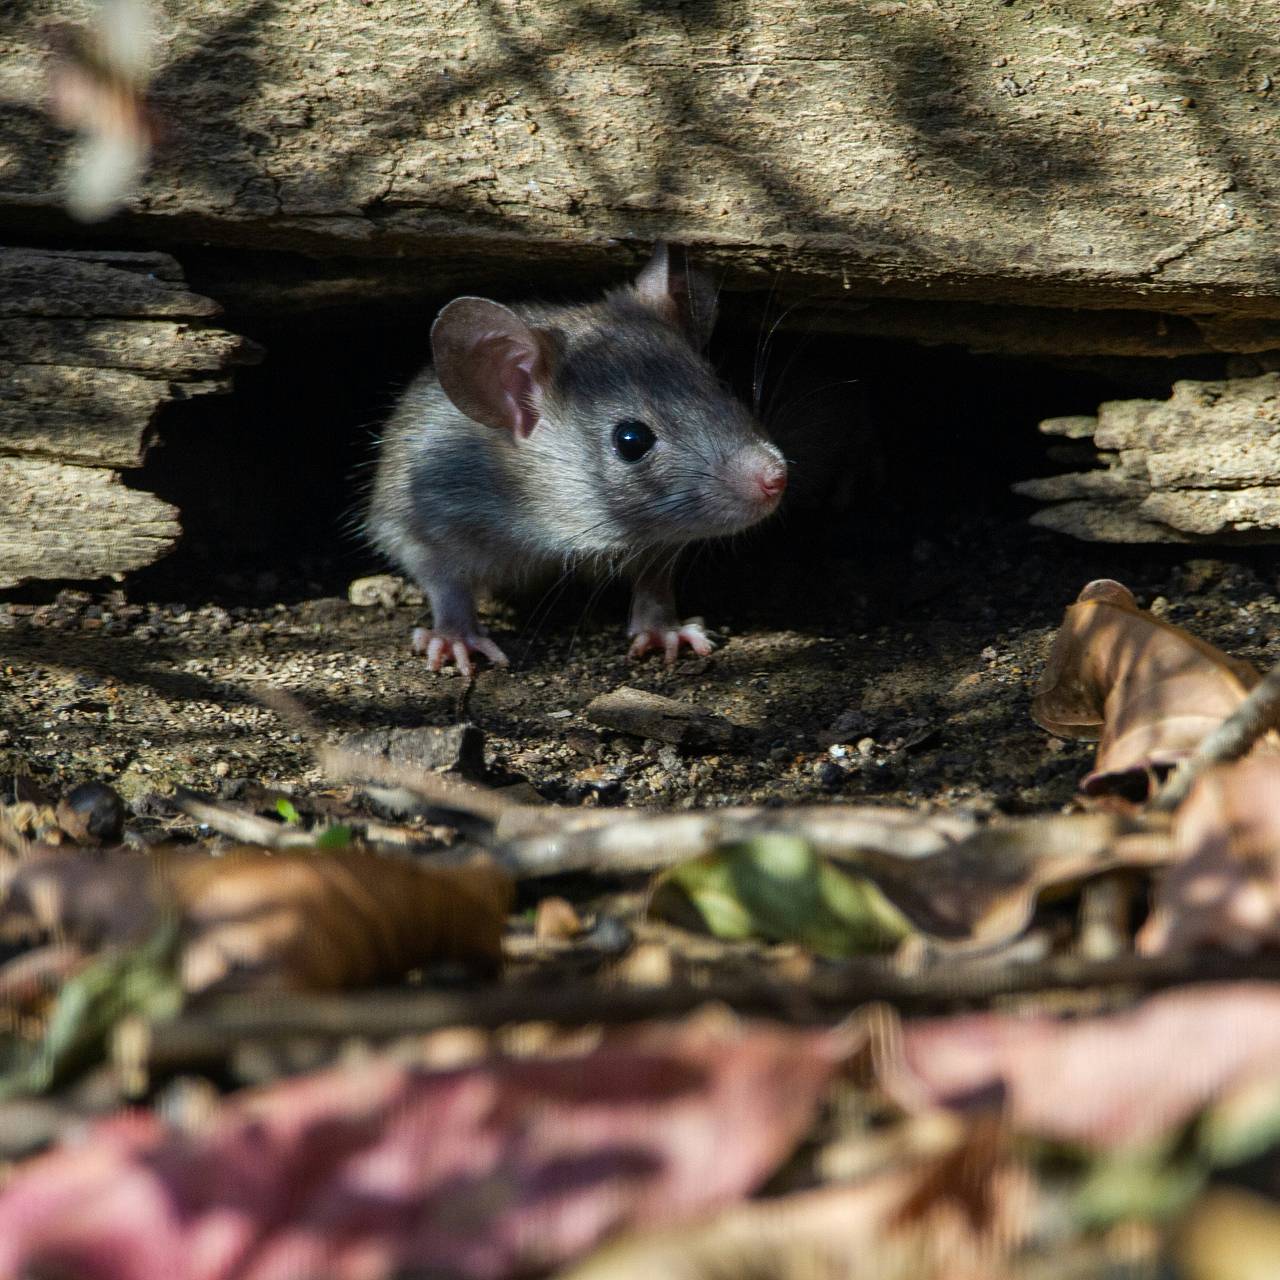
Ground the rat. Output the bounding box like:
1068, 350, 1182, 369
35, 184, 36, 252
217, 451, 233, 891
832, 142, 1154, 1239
364, 243, 788, 676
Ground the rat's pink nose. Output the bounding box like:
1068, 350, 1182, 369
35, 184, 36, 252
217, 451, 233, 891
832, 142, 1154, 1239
755, 458, 788, 502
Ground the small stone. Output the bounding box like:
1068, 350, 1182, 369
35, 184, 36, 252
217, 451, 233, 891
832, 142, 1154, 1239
534, 896, 583, 942
584, 916, 632, 954
816, 760, 846, 790
340, 723, 485, 777
585, 686, 747, 751
348, 574, 418, 608
494, 780, 545, 805
56, 780, 126, 844
613, 940, 674, 987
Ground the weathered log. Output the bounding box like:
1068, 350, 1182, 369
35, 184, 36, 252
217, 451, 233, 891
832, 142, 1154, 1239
3, 1, 1279, 333
0, 248, 258, 585
0, 459, 182, 585
1015, 373, 1280, 543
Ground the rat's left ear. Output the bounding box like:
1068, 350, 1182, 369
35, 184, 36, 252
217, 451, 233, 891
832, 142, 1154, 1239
633, 242, 719, 349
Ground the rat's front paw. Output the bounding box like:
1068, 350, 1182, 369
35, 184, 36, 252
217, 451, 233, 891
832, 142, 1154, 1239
411, 627, 509, 676
627, 620, 716, 666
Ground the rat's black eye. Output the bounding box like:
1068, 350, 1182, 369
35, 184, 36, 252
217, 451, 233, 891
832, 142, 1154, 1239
612, 419, 657, 463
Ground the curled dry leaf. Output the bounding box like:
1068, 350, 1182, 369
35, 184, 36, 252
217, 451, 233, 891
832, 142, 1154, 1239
1, 844, 513, 994
835, 810, 1171, 951
888, 983, 1280, 1151
1032, 579, 1275, 798
0, 1017, 843, 1280
1140, 757, 1280, 955
170, 846, 513, 991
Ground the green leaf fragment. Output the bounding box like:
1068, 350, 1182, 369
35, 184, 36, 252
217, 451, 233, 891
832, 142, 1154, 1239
652, 835, 913, 957
1073, 1145, 1206, 1228
275, 797, 303, 825
313, 824, 354, 849
0, 921, 184, 1101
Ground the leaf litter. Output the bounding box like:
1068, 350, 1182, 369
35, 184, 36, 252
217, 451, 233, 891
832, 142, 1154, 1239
6, 573, 1280, 1275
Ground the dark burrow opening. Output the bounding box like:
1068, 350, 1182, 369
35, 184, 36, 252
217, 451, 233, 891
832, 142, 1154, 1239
108, 249, 1245, 631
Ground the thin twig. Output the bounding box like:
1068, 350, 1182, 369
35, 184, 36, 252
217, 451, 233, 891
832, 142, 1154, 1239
141, 948, 1280, 1072
320, 746, 525, 826
1153, 657, 1280, 811
491, 806, 977, 877
170, 788, 322, 849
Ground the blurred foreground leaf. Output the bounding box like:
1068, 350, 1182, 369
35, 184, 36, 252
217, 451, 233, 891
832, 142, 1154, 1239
0, 922, 182, 1101
652, 835, 913, 957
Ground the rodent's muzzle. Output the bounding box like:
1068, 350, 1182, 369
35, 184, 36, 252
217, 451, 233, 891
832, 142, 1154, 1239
726, 443, 789, 516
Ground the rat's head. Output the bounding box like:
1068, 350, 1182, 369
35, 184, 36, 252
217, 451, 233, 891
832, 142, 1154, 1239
430, 243, 787, 555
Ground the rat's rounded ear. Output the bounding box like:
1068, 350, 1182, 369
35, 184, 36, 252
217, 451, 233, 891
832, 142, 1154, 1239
431, 297, 553, 437
632, 241, 719, 349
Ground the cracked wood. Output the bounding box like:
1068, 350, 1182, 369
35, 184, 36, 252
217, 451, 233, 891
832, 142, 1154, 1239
1, 1, 1277, 318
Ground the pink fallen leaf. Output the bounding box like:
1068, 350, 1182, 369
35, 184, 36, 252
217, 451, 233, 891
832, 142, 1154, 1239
889, 983, 1280, 1150
1140, 757, 1280, 955
0, 1016, 843, 1280
1031, 580, 1276, 799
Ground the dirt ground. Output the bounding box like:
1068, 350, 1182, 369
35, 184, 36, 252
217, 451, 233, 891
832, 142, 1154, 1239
3, 510, 1276, 834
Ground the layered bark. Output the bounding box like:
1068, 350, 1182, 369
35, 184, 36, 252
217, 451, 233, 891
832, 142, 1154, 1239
1016, 373, 1280, 543
0, 0, 1277, 325
0, 249, 258, 586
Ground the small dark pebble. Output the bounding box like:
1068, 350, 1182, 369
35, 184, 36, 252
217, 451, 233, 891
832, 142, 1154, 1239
57, 780, 126, 843
584, 916, 633, 955
816, 761, 847, 790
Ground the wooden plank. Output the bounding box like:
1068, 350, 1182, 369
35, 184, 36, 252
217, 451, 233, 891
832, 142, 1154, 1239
0, 249, 220, 318
3, 1, 1278, 318
0, 247, 255, 582
0, 319, 253, 375
1016, 373, 1280, 542
0, 458, 181, 587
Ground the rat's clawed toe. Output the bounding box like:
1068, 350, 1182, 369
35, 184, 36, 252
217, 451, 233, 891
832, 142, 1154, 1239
627, 621, 716, 666
411, 627, 509, 676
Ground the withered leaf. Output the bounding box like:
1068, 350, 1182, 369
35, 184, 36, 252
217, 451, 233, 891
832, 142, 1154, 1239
1, 845, 513, 994
1032, 579, 1274, 797
0, 1017, 843, 1280
1139, 757, 1280, 955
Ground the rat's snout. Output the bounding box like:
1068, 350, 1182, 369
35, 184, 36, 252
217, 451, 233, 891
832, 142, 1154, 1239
755, 457, 788, 502
730, 445, 788, 511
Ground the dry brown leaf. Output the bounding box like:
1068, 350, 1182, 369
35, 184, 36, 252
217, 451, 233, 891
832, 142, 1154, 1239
1, 845, 513, 994
170, 847, 513, 991
1032, 579, 1274, 798
1175, 1187, 1280, 1280
1139, 758, 1280, 955
832, 810, 1172, 951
